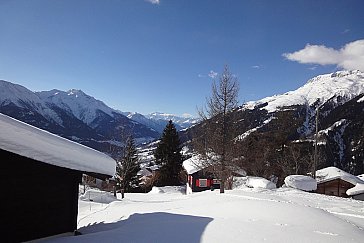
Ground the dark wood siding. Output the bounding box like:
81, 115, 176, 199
316, 178, 355, 197
0, 149, 82, 242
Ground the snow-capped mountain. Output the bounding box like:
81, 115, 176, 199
124, 111, 199, 133
243, 70, 364, 113
185, 70, 364, 178
146, 112, 199, 130
37, 89, 117, 126
0, 80, 160, 152
0, 80, 62, 125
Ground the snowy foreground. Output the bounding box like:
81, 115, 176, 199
42, 187, 363, 243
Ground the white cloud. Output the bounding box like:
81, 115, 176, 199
283, 39, 364, 72
181, 113, 193, 118
251, 65, 261, 69
208, 70, 218, 79
145, 0, 160, 4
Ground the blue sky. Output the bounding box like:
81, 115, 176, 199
1, 0, 363, 117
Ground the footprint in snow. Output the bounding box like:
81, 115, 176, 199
247, 218, 258, 222
314, 231, 339, 236
274, 223, 288, 226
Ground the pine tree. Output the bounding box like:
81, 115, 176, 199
116, 136, 140, 194
154, 120, 183, 186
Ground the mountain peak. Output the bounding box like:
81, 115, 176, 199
307, 70, 364, 84
66, 89, 87, 97
244, 70, 364, 113
36, 88, 118, 125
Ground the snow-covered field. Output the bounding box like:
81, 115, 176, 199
41, 187, 364, 243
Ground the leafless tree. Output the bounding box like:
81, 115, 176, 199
277, 140, 326, 183
195, 65, 240, 193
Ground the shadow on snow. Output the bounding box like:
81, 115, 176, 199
77, 212, 213, 243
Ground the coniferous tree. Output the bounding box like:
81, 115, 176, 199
154, 120, 183, 186
116, 136, 140, 194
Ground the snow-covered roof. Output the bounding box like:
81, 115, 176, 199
182, 155, 207, 175
284, 175, 317, 191
182, 155, 247, 176
0, 113, 116, 177
137, 167, 153, 177
316, 167, 363, 185
346, 183, 364, 196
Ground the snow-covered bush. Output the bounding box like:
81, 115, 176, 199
232, 177, 248, 189
246, 177, 276, 189
284, 175, 317, 191
79, 189, 119, 203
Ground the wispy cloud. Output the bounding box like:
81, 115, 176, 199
145, 0, 160, 5
342, 29, 350, 34
308, 66, 318, 70
283, 39, 364, 72
198, 70, 218, 79
251, 65, 261, 69
208, 70, 218, 78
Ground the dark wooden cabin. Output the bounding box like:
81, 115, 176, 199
316, 178, 355, 197
316, 167, 363, 198
0, 114, 116, 242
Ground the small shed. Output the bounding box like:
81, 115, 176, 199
315, 167, 363, 198
0, 114, 116, 242
183, 155, 220, 192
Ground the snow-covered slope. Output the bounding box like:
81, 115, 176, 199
124, 111, 199, 133
123, 112, 163, 133
0, 80, 62, 124
146, 112, 199, 130
0, 80, 160, 151
37, 89, 119, 125
42, 187, 364, 242
244, 70, 364, 112
185, 70, 364, 178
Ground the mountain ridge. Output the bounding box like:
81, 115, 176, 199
0, 80, 199, 153
0, 80, 160, 151
1, 70, 364, 177
183, 70, 364, 180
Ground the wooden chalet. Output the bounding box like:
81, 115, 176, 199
0, 114, 116, 242
316, 167, 364, 198
183, 156, 220, 192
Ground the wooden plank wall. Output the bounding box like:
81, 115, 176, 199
0, 149, 82, 242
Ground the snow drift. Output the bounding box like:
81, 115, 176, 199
79, 189, 119, 204
284, 175, 317, 191
246, 177, 276, 189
